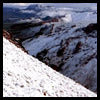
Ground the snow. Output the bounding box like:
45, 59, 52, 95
22, 18, 97, 92
3, 3, 97, 95
71, 12, 97, 27
20, 10, 35, 14
61, 14, 72, 23
38, 10, 68, 18
22, 36, 56, 56
3, 37, 97, 97
16, 18, 42, 24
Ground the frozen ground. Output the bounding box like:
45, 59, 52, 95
3, 37, 97, 97
3, 3, 97, 95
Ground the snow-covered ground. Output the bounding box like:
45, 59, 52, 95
3, 37, 97, 97
3, 3, 97, 94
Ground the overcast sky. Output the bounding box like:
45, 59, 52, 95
3, 3, 97, 9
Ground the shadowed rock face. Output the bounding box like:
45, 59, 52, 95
3, 30, 28, 53
76, 23, 97, 35
11, 22, 43, 31
73, 41, 82, 54
9, 17, 58, 42
82, 23, 97, 34
21, 22, 97, 92
36, 49, 48, 61
3, 30, 12, 40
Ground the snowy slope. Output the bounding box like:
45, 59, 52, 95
3, 37, 97, 97
4, 4, 97, 93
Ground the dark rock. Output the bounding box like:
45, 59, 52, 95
3, 30, 28, 54
49, 64, 60, 71
73, 41, 82, 54
36, 49, 48, 61
59, 62, 64, 69
34, 32, 43, 38
3, 29, 12, 40
42, 16, 52, 21
11, 22, 42, 31
82, 23, 97, 34
71, 25, 76, 28
57, 47, 65, 57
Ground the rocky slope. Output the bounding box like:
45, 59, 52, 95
22, 22, 97, 93
3, 4, 97, 93
3, 37, 97, 97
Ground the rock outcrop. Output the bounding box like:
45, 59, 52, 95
3, 30, 28, 53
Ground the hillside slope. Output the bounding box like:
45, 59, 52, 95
3, 37, 97, 97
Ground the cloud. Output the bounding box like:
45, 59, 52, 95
3, 3, 97, 9
3, 3, 30, 7
45, 3, 97, 8
3, 3, 43, 7
18, 3, 27, 6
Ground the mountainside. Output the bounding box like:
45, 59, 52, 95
3, 4, 97, 93
3, 37, 97, 97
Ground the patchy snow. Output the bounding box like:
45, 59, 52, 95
22, 36, 56, 56
20, 10, 36, 14
22, 13, 97, 92
15, 18, 42, 24
3, 37, 97, 97
71, 12, 97, 27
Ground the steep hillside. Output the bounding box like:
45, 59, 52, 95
3, 37, 97, 97
3, 3, 97, 93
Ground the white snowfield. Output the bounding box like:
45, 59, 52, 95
3, 37, 97, 97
